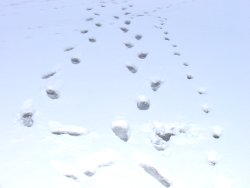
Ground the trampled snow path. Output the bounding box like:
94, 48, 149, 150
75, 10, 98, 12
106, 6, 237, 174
1, 0, 249, 187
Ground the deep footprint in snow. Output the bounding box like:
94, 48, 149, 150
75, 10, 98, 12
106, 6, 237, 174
150, 79, 163, 91
64, 47, 74, 52
124, 42, 134, 48
42, 71, 56, 79
139, 163, 171, 187
137, 96, 150, 110
89, 38, 96, 42
212, 127, 223, 139
135, 34, 142, 40
20, 112, 34, 127
46, 89, 60, 99
124, 20, 131, 25
138, 52, 148, 59
81, 30, 88, 34
174, 52, 181, 56
202, 105, 210, 113
186, 74, 193, 80
71, 57, 81, 64
95, 23, 102, 27
85, 17, 94, 22
111, 120, 130, 142
126, 64, 138, 73
120, 27, 129, 33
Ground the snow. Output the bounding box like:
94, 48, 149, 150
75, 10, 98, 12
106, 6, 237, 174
0, 0, 250, 187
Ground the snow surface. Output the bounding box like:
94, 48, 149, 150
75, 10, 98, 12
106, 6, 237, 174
0, 0, 250, 187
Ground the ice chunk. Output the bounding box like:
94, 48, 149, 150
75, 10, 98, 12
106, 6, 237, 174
46, 89, 60, 99
137, 96, 150, 110
135, 34, 142, 40
42, 71, 56, 79
139, 163, 171, 187
124, 42, 134, 48
120, 27, 129, 33
138, 52, 148, 59
126, 64, 137, 73
20, 112, 34, 127
111, 120, 130, 142
71, 57, 81, 64
150, 79, 163, 91
212, 127, 223, 139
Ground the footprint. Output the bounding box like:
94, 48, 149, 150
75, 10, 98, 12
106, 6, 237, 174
186, 74, 193, 79
124, 42, 134, 48
124, 20, 131, 25
126, 64, 138, 73
137, 96, 150, 110
81, 30, 88, 34
42, 71, 56, 79
64, 47, 74, 52
138, 52, 148, 59
71, 57, 81, 64
95, 23, 102, 27
85, 17, 94, 21
120, 27, 129, 33
46, 89, 60, 99
20, 112, 34, 127
150, 79, 163, 91
89, 38, 96, 42
135, 34, 142, 40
